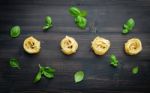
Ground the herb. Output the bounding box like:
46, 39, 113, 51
122, 18, 135, 34
9, 58, 20, 69
69, 7, 87, 29
110, 54, 119, 67
79, 10, 87, 17
33, 71, 42, 83
75, 16, 87, 29
43, 16, 53, 30
69, 7, 81, 17
10, 26, 21, 38
33, 64, 55, 83
132, 66, 139, 74
74, 71, 84, 83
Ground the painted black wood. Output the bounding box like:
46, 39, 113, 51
0, 0, 150, 93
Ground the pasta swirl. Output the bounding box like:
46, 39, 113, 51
60, 36, 78, 55
23, 36, 41, 54
125, 38, 142, 55
91, 36, 110, 55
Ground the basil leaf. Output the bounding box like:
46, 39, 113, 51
33, 71, 42, 83
45, 16, 52, 25
69, 7, 81, 17
75, 16, 87, 29
110, 54, 118, 67
9, 58, 20, 69
126, 18, 135, 30
80, 10, 87, 17
43, 71, 54, 79
43, 25, 50, 30
132, 66, 139, 74
10, 26, 21, 38
43, 67, 55, 78
74, 71, 84, 83
43, 16, 52, 30
45, 67, 55, 73
122, 29, 129, 34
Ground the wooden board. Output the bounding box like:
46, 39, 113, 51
0, 0, 150, 93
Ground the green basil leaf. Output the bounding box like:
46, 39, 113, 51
74, 71, 84, 83
132, 66, 139, 74
33, 71, 42, 83
10, 26, 21, 38
122, 29, 129, 34
43, 71, 54, 79
43, 25, 50, 30
43, 16, 52, 30
75, 16, 87, 29
45, 16, 52, 25
110, 54, 118, 67
45, 67, 55, 73
80, 10, 87, 17
43, 67, 55, 78
123, 24, 129, 29
126, 18, 135, 30
69, 7, 81, 17
9, 58, 20, 69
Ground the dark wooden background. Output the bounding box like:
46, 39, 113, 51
0, 0, 150, 93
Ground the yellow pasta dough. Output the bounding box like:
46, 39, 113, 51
60, 35, 78, 55
125, 38, 142, 55
23, 36, 41, 54
91, 36, 110, 55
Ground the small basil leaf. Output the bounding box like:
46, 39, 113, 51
74, 71, 84, 83
43, 71, 54, 79
132, 66, 139, 74
69, 7, 81, 17
75, 16, 87, 29
43, 16, 52, 30
45, 67, 55, 73
122, 29, 129, 34
80, 10, 87, 17
9, 58, 20, 69
43, 25, 50, 30
126, 18, 135, 30
10, 26, 21, 38
43, 67, 55, 78
33, 71, 42, 83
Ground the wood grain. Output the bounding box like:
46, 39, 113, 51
0, 0, 150, 93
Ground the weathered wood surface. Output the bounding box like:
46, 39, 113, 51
0, 0, 150, 93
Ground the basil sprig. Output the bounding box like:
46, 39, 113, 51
110, 54, 119, 67
9, 58, 20, 69
10, 26, 21, 38
33, 64, 55, 83
122, 18, 135, 34
69, 7, 87, 29
43, 16, 53, 30
74, 71, 85, 83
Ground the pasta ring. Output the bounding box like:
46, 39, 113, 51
125, 38, 142, 55
23, 36, 41, 54
91, 36, 110, 55
60, 35, 78, 55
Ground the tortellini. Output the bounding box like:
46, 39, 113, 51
124, 38, 142, 55
91, 36, 110, 55
60, 35, 78, 55
23, 36, 41, 54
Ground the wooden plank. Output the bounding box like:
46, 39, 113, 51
0, 0, 150, 93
